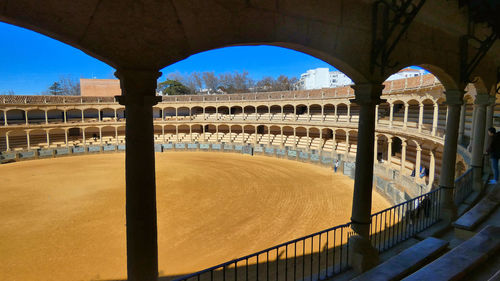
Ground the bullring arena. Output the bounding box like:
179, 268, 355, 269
1, 74, 492, 280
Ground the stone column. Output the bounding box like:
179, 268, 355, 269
307, 105, 311, 121
458, 103, 466, 144
255, 107, 258, 120
267, 126, 271, 145
46, 131, 50, 147
281, 106, 284, 121
321, 105, 325, 122
115, 109, 118, 120
115, 69, 161, 281
45, 110, 48, 124
5, 132, 9, 151
389, 103, 394, 128
254, 126, 257, 145
334, 105, 338, 122
439, 89, 464, 222
189, 125, 193, 142
415, 146, 422, 182
347, 104, 351, 122
348, 83, 384, 273
98, 109, 102, 121
229, 126, 232, 143
401, 140, 407, 173
418, 104, 424, 132
203, 107, 206, 121
403, 103, 409, 129
432, 104, 439, 136
25, 110, 28, 125
280, 127, 284, 148
374, 105, 379, 125
471, 92, 489, 192
468, 107, 478, 151
65, 130, 68, 147
3, 110, 7, 126
374, 135, 378, 162
27, 132, 31, 150
116, 127, 120, 145
216, 125, 219, 142
332, 131, 337, 155
82, 110, 85, 122
64, 110, 67, 123
293, 127, 297, 149
387, 138, 393, 166
82, 129, 86, 147
345, 132, 350, 156
99, 127, 103, 146
268, 106, 271, 121
175, 126, 179, 142
428, 148, 436, 188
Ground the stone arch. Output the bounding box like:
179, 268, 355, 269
27, 108, 45, 124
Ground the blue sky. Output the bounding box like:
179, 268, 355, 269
0, 22, 336, 95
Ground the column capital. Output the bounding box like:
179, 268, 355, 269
444, 89, 465, 105
350, 83, 386, 105
115, 69, 162, 106
474, 92, 492, 105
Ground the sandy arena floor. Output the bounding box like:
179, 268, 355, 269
0, 152, 390, 280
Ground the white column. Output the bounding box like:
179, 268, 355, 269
25, 110, 28, 125
321, 105, 325, 122
432, 104, 438, 136
334, 105, 338, 122
82, 110, 85, 122
189, 125, 192, 142
345, 132, 350, 156
63, 110, 67, 123
162, 126, 165, 143
176, 126, 179, 142
268, 106, 271, 121
116, 127, 119, 145
403, 103, 408, 129
428, 149, 436, 188
82, 129, 86, 147
267, 126, 271, 145
293, 127, 297, 149
418, 104, 424, 132
401, 140, 407, 172
347, 104, 351, 122
46, 131, 50, 146
65, 130, 68, 147
415, 146, 422, 182
387, 138, 393, 165
3, 110, 7, 126
98, 109, 101, 121
374, 135, 378, 162
26, 132, 31, 150
389, 103, 394, 128
176, 108, 179, 121
203, 107, 206, 121
281, 106, 284, 121
45, 110, 48, 124
280, 127, 284, 148
375, 105, 379, 125
307, 106, 311, 121
114, 109, 118, 120
99, 128, 103, 146
229, 126, 232, 143
5, 133, 10, 151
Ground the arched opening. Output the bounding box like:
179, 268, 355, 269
27, 109, 45, 124
347, 130, 358, 156
336, 103, 348, 122
321, 128, 334, 152
83, 108, 99, 122
391, 100, 405, 127
309, 104, 322, 122
295, 104, 307, 121
270, 105, 281, 121
177, 107, 190, 120
6, 109, 25, 125
47, 109, 64, 123
152, 107, 162, 120
28, 129, 47, 149
309, 127, 321, 150
84, 127, 100, 145
101, 108, 115, 121
376, 134, 389, 163
48, 128, 66, 147
205, 106, 217, 120
153, 125, 163, 143
116, 108, 126, 120
283, 104, 294, 121
163, 107, 176, 120
324, 104, 335, 121
66, 108, 83, 123
256, 105, 268, 120
191, 106, 203, 120
406, 99, 420, 129
334, 129, 347, 153
421, 99, 435, 133
164, 125, 176, 142
177, 125, 190, 142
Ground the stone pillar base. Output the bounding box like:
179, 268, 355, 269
348, 235, 379, 273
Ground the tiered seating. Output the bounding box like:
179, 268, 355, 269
258, 134, 274, 145
297, 136, 312, 150
323, 139, 335, 152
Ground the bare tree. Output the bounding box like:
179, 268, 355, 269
202, 71, 219, 94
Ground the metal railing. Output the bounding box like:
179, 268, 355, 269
453, 168, 473, 205
369, 188, 442, 252
173, 223, 353, 281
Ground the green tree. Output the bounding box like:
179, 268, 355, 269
48, 82, 64, 95
157, 79, 191, 95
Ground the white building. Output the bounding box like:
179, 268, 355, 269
386, 67, 425, 81
296, 68, 353, 90
295, 67, 425, 90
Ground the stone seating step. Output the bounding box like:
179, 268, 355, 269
352, 237, 448, 281
403, 225, 500, 281
453, 185, 500, 239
